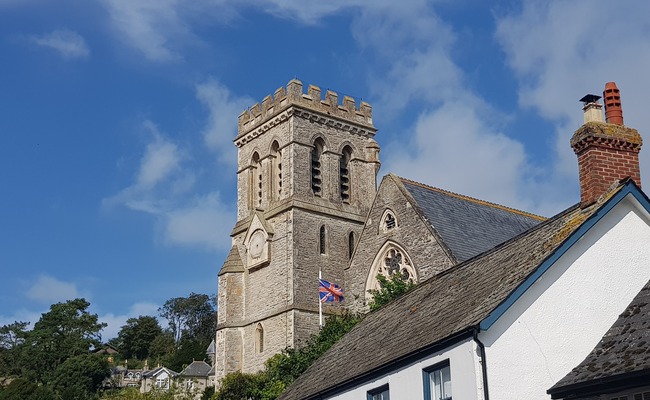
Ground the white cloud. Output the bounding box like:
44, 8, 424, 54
25, 275, 87, 304
99, 302, 160, 340
104, 119, 234, 252
165, 192, 235, 251
495, 0, 650, 184
196, 78, 252, 163
137, 121, 184, 188
29, 29, 90, 59
102, 0, 237, 62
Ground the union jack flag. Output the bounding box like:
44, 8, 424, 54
319, 279, 344, 303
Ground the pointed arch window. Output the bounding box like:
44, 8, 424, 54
319, 225, 326, 255
271, 141, 282, 201
348, 231, 355, 260
366, 242, 417, 295
255, 323, 264, 353
311, 139, 324, 196
251, 152, 262, 208
380, 209, 398, 232
340, 146, 352, 202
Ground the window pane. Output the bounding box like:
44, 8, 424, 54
429, 365, 451, 400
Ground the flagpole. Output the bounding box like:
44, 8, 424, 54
318, 269, 323, 327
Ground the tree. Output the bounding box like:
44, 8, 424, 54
367, 271, 416, 311
20, 298, 107, 383
50, 353, 110, 399
113, 316, 163, 360
0, 377, 56, 400
0, 321, 28, 377
158, 293, 216, 344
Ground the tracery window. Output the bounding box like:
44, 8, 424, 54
340, 146, 352, 202
382, 248, 413, 280
311, 139, 324, 196
366, 242, 417, 294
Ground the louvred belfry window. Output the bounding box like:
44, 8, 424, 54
340, 146, 352, 202
311, 139, 324, 196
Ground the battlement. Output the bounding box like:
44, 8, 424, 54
237, 79, 374, 138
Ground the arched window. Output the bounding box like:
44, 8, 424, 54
271, 141, 282, 201
255, 323, 264, 353
380, 209, 398, 232
319, 225, 326, 254
340, 146, 352, 202
311, 139, 324, 196
365, 242, 417, 295
251, 152, 262, 208
348, 231, 355, 259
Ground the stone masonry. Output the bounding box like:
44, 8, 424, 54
216, 80, 381, 383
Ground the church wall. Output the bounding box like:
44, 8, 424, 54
346, 175, 455, 310
291, 208, 361, 309
243, 213, 292, 322
241, 313, 289, 374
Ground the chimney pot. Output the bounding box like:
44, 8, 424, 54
603, 81, 624, 125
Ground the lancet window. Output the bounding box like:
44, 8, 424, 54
271, 141, 282, 201
311, 139, 324, 196
340, 146, 352, 202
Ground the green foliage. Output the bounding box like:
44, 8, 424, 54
0, 378, 56, 400
51, 353, 110, 398
21, 298, 107, 383
213, 312, 362, 400
148, 332, 175, 361
159, 293, 216, 345
367, 272, 416, 311
0, 321, 28, 378
101, 386, 195, 400
113, 316, 163, 360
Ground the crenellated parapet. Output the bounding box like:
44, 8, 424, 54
235, 79, 375, 146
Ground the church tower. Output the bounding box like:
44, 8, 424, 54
215, 80, 381, 381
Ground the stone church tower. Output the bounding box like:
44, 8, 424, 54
215, 79, 381, 381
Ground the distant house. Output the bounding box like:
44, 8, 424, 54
181, 360, 213, 399
548, 282, 650, 399
140, 366, 179, 393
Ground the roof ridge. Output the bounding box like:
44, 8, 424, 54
396, 176, 546, 221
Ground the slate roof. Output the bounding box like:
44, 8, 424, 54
279, 183, 626, 400
181, 360, 212, 377
142, 366, 179, 378
398, 176, 545, 262
548, 280, 650, 398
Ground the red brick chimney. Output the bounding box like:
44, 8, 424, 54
571, 82, 642, 207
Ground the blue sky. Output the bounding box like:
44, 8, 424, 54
2, 0, 650, 340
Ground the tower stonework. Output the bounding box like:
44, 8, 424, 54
216, 80, 380, 382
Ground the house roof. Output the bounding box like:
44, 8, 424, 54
280, 181, 637, 400
397, 176, 545, 262
142, 366, 179, 379
181, 360, 212, 377
548, 279, 650, 398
